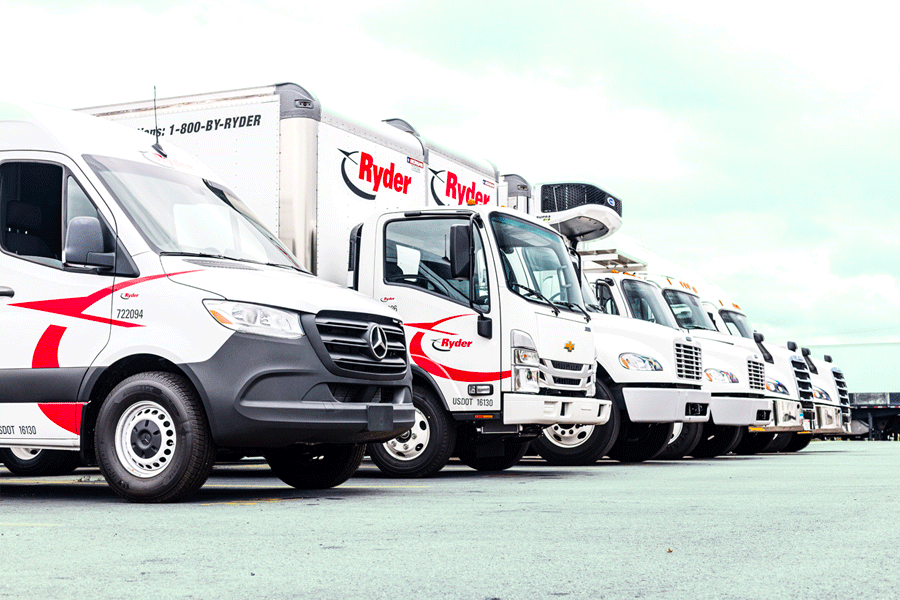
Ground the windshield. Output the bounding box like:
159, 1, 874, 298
84, 154, 302, 271
490, 213, 583, 309
621, 279, 678, 328
720, 310, 754, 338
662, 289, 716, 330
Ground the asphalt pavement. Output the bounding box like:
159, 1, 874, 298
1, 440, 898, 599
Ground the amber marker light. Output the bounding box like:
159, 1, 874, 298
209, 310, 233, 325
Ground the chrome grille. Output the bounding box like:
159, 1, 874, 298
538, 359, 593, 395
832, 369, 850, 406
674, 342, 702, 380
313, 311, 407, 377
748, 360, 765, 391
791, 357, 814, 400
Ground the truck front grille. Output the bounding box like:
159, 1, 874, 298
832, 369, 850, 406
791, 357, 814, 400
675, 342, 702, 380
748, 360, 765, 391
538, 359, 593, 395
311, 311, 408, 378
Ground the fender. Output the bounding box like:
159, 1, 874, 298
410, 364, 451, 413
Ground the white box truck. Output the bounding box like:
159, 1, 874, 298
521, 185, 711, 463
0, 101, 415, 501
83, 84, 610, 477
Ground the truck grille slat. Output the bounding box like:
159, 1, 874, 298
832, 369, 850, 406
791, 358, 814, 400
748, 360, 765, 391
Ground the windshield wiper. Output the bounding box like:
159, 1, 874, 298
160, 251, 234, 261
510, 283, 559, 316
555, 301, 591, 322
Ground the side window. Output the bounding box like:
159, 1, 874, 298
384, 218, 490, 311
0, 162, 64, 266
595, 283, 619, 315
1, 162, 112, 268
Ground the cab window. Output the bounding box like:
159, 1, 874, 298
595, 282, 619, 315
384, 218, 490, 311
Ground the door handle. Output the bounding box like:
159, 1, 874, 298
0, 287, 14, 298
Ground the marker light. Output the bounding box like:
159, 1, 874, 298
619, 353, 663, 371
203, 300, 304, 339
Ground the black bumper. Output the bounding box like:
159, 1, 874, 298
181, 331, 414, 448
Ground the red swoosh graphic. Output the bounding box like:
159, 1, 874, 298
38, 403, 83, 435
405, 314, 510, 383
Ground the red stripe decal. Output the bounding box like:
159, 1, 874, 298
32, 325, 67, 368
37, 403, 83, 435
409, 331, 510, 383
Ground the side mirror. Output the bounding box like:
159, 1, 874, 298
64, 217, 114, 269
787, 341, 797, 351
753, 331, 765, 344
449, 224, 471, 279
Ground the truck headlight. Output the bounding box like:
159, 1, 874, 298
766, 378, 790, 395
812, 386, 831, 401
204, 300, 304, 339
619, 353, 663, 371
514, 348, 540, 365
513, 367, 541, 393
705, 368, 738, 384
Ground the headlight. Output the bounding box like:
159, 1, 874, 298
766, 378, 790, 395
705, 368, 738, 384
619, 353, 663, 371
513, 366, 540, 393
514, 348, 540, 366
812, 386, 831, 401
204, 300, 304, 339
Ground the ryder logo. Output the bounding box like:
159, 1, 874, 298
340, 149, 413, 200
431, 338, 474, 352
429, 169, 492, 206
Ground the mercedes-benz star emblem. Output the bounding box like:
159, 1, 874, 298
367, 324, 389, 361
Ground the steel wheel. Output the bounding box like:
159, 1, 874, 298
381, 408, 431, 461
114, 400, 178, 478
9, 447, 41, 461
542, 423, 596, 448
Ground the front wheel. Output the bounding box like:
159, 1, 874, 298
265, 443, 365, 488
691, 423, 744, 458
529, 382, 620, 465
457, 434, 530, 472
656, 422, 704, 460
782, 433, 813, 452
94, 372, 216, 503
368, 386, 456, 478
0, 448, 81, 476
607, 413, 674, 463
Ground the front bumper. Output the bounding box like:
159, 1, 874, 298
620, 387, 710, 423
183, 331, 414, 448
709, 395, 773, 426
755, 397, 805, 432
502, 393, 611, 426
810, 404, 845, 435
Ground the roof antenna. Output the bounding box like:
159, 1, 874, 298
152, 85, 167, 157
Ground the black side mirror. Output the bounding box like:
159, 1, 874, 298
753, 331, 765, 344
787, 341, 797, 351
64, 217, 114, 269
449, 224, 471, 279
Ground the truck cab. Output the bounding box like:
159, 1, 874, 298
0, 101, 414, 501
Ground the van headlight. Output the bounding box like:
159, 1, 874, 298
619, 353, 663, 371
705, 368, 738, 384
512, 329, 541, 393
766, 378, 790, 395
204, 300, 304, 339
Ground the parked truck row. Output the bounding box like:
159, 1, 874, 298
0, 83, 846, 501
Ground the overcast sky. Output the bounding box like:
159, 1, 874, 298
2, 0, 898, 366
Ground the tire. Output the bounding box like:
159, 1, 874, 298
733, 432, 776, 455
94, 372, 216, 503
368, 386, 456, 478
657, 422, 704, 460
529, 381, 620, 466
0, 448, 81, 476
606, 412, 674, 463
782, 433, 813, 452
690, 423, 744, 458
760, 432, 793, 453
456, 435, 530, 472
264, 443, 365, 488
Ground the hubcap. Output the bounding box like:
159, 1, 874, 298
9, 447, 41, 461
543, 423, 595, 448
382, 408, 429, 461
115, 400, 177, 478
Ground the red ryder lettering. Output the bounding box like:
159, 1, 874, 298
445, 171, 490, 205
359, 152, 412, 194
